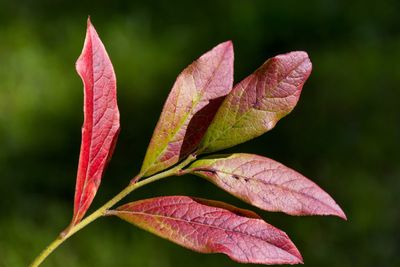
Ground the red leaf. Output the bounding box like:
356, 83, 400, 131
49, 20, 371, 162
198, 51, 312, 153
188, 154, 346, 219
71, 18, 120, 226
140, 42, 234, 177
110, 196, 303, 265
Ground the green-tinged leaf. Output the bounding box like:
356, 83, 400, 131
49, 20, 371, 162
110, 196, 303, 265
198, 51, 312, 153
140, 42, 234, 177
187, 153, 346, 219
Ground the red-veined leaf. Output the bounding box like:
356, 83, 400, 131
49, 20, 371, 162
140, 42, 234, 177
198, 51, 312, 153
187, 154, 346, 219
71, 18, 120, 226
109, 196, 303, 265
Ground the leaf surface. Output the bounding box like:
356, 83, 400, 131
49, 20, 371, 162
111, 196, 302, 265
198, 51, 312, 153
71, 18, 120, 225
140, 42, 234, 176
187, 154, 346, 219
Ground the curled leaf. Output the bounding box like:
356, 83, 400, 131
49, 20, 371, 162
198, 51, 312, 153
187, 154, 346, 219
140, 41, 234, 177
110, 196, 303, 265
71, 18, 120, 226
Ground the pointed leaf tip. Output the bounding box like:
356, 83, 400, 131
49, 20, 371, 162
112, 196, 303, 265
188, 153, 346, 219
71, 21, 120, 226
198, 51, 312, 153
140, 41, 234, 176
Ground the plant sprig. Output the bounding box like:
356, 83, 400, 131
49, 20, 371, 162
30, 18, 345, 267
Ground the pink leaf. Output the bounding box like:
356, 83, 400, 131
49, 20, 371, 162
198, 51, 312, 153
187, 154, 346, 219
71, 18, 120, 226
140, 42, 234, 177
110, 196, 303, 265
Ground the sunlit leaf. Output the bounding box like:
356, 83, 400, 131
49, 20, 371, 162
110, 196, 303, 265
140, 42, 234, 177
71, 18, 120, 226
198, 51, 312, 153
187, 153, 346, 219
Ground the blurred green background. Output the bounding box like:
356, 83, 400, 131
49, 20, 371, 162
1, 0, 399, 266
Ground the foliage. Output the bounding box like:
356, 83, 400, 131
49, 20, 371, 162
30, 18, 345, 266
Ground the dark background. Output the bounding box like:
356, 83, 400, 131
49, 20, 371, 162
1, 0, 399, 266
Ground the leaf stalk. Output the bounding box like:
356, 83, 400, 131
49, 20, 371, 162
29, 155, 196, 267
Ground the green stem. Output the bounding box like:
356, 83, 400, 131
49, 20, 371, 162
29, 155, 196, 267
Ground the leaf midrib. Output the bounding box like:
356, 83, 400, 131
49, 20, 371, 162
117, 209, 296, 258
197, 167, 337, 213
203, 58, 307, 151
144, 50, 229, 173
